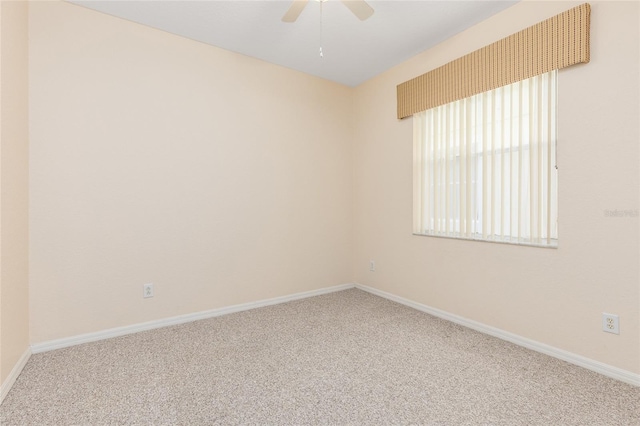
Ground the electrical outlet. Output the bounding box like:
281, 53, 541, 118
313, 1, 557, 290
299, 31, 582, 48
602, 313, 619, 334
143, 283, 154, 298
369, 260, 375, 272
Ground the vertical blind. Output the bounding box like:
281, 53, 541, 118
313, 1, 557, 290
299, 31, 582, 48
413, 71, 557, 246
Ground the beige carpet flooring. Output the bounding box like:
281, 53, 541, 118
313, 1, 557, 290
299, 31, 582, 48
1, 288, 638, 425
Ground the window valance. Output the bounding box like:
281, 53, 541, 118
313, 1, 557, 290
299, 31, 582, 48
397, 3, 591, 119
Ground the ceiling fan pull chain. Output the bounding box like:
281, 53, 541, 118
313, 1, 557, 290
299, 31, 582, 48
319, 0, 323, 58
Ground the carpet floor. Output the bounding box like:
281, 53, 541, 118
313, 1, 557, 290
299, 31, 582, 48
1, 288, 638, 425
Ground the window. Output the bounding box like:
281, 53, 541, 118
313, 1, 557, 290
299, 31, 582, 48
413, 71, 557, 247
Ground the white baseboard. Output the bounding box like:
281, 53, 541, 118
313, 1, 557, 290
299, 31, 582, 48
0, 347, 32, 405
31, 283, 356, 354
355, 283, 640, 387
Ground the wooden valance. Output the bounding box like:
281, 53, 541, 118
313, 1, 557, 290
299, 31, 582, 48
397, 3, 591, 119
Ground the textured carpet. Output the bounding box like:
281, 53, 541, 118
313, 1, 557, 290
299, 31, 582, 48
1, 288, 638, 425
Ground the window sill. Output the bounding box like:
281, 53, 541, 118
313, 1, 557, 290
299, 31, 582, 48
412, 232, 558, 249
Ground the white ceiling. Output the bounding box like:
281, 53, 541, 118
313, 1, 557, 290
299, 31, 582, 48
70, 0, 518, 87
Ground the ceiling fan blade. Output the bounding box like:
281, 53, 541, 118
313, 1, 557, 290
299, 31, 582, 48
341, 0, 374, 21
282, 0, 309, 23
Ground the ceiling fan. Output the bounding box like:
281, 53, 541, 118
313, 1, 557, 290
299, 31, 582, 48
282, 0, 374, 23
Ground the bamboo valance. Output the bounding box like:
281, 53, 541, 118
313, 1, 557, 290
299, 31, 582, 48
397, 3, 591, 119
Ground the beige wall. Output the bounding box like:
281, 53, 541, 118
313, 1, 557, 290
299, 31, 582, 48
28, 2, 353, 343
353, 0, 640, 374
0, 0, 30, 383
